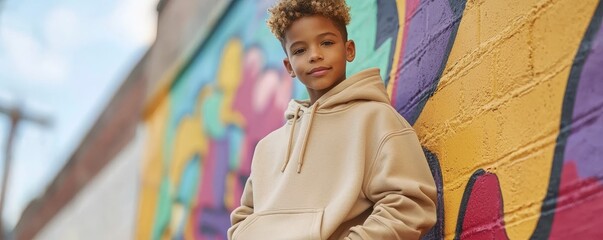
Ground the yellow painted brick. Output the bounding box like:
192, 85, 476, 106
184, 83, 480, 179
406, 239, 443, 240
460, 54, 497, 110
446, 5, 480, 68
532, 0, 598, 74
495, 29, 533, 95
479, 0, 536, 42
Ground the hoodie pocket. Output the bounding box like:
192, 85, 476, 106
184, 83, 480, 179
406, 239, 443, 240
232, 208, 324, 240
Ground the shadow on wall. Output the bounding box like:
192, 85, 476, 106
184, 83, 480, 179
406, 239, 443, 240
137, 0, 603, 239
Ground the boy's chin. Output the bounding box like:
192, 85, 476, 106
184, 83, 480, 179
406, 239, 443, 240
305, 85, 340, 95
304, 82, 336, 91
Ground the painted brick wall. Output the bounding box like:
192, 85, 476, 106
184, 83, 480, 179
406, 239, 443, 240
139, 0, 603, 239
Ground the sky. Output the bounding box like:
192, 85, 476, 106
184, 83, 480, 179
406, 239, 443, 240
0, 0, 157, 230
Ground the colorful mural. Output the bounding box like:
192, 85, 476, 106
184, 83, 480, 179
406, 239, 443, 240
410, 0, 603, 239
137, 0, 603, 239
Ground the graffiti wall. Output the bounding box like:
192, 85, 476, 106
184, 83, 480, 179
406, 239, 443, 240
137, 0, 603, 239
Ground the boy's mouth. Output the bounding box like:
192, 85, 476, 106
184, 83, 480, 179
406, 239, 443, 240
307, 66, 331, 77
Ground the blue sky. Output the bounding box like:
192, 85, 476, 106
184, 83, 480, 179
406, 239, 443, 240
0, 0, 157, 230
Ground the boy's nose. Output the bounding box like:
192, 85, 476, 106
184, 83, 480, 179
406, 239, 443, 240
309, 48, 323, 62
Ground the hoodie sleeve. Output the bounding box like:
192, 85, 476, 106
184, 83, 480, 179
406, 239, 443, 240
346, 129, 437, 240
227, 176, 254, 240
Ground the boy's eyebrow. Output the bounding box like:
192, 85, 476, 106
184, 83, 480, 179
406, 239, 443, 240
316, 31, 338, 38
288, 31, 339, 51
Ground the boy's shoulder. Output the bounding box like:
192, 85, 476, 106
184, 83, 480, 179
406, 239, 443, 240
344, 100, 412, 129
253, 122, 290, 149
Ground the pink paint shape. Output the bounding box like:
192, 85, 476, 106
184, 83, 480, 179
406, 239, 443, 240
549, 161, 603, 239
458, 171, 509, 240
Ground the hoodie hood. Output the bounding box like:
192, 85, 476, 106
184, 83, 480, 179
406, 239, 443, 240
284, 68, 390, 119
281, 68, 389, 173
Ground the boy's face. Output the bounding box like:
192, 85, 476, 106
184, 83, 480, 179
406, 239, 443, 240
283, 15, 355, 97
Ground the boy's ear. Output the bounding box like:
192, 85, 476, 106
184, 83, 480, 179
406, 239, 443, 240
345, 40, 356, 62
283, 58, 296, 78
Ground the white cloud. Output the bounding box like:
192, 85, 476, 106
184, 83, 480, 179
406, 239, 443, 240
43, 6, 83, 50
107, 0, 157, 47
0, 23, 69, 86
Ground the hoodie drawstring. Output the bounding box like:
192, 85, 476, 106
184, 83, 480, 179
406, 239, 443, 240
280, 103, 319, 173
281, 106, 300, 172
297, 102, 318, 173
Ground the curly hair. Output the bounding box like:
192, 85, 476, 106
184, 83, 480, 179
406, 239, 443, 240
266, 0, 351, 43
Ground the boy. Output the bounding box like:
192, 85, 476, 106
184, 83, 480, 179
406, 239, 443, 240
228, 0, 436, 239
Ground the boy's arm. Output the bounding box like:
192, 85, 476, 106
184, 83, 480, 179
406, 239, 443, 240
347, 129, 437, 240
227, 176, 254, 240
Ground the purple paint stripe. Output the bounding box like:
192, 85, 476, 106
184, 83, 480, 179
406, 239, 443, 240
213, 138, 230, 208
198, 208, 231, 238
394, 0, 454, 124
564, 17, 603, 180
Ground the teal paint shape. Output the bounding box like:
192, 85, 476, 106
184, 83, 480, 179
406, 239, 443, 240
202, 91, 227, 139
346, 0, 393, 81
152, 176, 172, 240
173, 156, 201, 237
228, 126, 244, 170
177, 156, 201, 206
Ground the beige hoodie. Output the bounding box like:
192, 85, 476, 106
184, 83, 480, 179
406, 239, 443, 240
228, 68, 437, 240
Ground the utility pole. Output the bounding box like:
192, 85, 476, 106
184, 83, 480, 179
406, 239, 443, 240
0, 101, 51, 240
0, 0, 5, 26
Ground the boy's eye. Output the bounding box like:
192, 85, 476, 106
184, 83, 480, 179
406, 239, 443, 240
322, 41, 334, 46
293, 48, 305, 55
